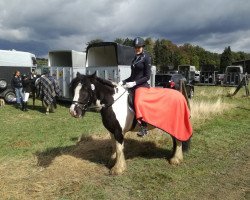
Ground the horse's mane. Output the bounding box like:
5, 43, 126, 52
71, 72, 116, 95
95, 76, 115, 88
93, 76, 115, 94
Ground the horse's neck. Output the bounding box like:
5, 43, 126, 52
93, 81, 114, 103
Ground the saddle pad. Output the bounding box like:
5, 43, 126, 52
135, 87, 192, 141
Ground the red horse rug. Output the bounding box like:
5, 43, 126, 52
134, 87, 192, 141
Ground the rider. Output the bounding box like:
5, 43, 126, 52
121, 37, 152, 137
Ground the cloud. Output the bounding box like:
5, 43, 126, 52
0, 0, 249, 57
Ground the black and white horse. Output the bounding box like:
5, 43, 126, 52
69, 72, 190, 175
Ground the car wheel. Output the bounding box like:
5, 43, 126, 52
4, 91, 16, 103
0, 79, 7, 90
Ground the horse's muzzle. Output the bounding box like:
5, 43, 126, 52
69, 104, 82, 118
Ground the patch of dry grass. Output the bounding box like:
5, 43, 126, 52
190, 98, 232, 126
0, 154, 106, 200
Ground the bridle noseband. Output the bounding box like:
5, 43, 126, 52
72, 100, 89, 111
72, 90, 92, 111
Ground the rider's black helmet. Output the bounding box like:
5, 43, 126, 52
133, 37, 145, 47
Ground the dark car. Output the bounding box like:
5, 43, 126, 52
155, 73, 194, 98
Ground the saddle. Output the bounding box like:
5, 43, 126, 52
128, 92, 135, 112
127, 92, 138, 131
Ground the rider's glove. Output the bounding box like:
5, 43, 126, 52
125, 81, 136, 88
118, 81, 124, 86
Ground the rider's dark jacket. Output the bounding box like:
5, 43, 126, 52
11, 76, 23, 88
123, 51, 151, 89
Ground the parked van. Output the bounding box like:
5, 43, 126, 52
178, 65, 196, 83
224, 65, 243, 86
0, 50, 36, 102
199, 64, 218, 85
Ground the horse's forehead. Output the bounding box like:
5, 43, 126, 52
73, 83, 83, 101
75, 83, 82, 91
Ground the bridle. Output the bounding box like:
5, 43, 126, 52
72, 89, 93, 111
72, 86, 127, 112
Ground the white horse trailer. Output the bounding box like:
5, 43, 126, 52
0, 50, 37, 102
48, 50, 86, 100
85, 42, 156, 86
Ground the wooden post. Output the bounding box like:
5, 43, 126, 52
230, 74, 249, 97
179, 80, 190, 110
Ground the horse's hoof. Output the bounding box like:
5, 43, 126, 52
110, 166, 126, 175
169, 157, 182, 165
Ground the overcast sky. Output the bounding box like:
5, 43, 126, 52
1, 0, 250, 57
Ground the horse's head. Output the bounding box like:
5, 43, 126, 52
69, 72, 94, 118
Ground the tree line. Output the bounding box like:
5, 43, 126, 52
37, 38, 250, 73
88, 38, 250, 73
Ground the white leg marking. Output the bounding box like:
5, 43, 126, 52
45, 105, 49, 115
109, 133, 116, 160
110, 141, 126, 175
170, 140, 183, 165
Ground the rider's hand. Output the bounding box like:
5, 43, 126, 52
125, 81, 136, 88
118, 81, 124, 86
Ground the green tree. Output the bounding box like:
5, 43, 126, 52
220, 46, 232, 72
36, 58, 48, 66
114, 38, 124, 44
86, 39, 104, 46
144, 37, 155, 63
123, 38, 133, 47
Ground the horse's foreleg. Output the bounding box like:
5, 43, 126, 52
32, 91, 35, 107
109, 133, 116, 160
170, 138, 183, 165
43, 101, 49, 115
110, 140, 126, 175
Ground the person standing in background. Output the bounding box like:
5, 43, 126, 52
22, 73, 32, 111
11, 70, 24, 110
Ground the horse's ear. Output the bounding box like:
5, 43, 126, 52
76, 72, 81, 77
90, 71, 96, 78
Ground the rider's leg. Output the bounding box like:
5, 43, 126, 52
137, 120, 148, 137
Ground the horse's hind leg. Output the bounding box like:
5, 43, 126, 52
32, 91, 35, 108
170, 137, 183, 165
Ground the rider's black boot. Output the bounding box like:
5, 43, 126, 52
137, 122, 148, 137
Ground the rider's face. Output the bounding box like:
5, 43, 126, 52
134, 46, 143, 55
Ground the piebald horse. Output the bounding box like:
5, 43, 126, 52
69, 72, 190, 175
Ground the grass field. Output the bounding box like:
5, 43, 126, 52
0, 86, 249, 200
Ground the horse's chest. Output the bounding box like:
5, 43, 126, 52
101, 108, 122, 133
